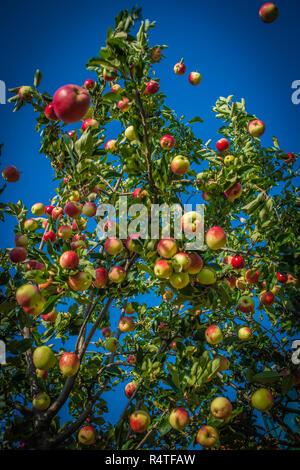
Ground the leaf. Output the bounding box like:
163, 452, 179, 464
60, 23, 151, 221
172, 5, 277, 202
251, 371, 283, 384
159, 416, 172, 436
34, 69, 42, 88
188, 116, 204, 124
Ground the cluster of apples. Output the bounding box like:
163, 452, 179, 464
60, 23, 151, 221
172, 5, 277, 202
101, 303, 136, 354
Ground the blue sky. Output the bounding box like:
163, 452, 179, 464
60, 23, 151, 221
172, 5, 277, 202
1, 0, 299, 447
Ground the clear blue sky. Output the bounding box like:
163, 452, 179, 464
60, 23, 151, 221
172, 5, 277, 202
1, 0, 299, 446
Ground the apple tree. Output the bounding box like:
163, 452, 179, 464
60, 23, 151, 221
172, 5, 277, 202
0, 6, 299, 450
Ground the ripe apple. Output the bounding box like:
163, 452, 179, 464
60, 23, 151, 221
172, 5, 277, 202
103, 68, 118, 82
238, 327, 252, 341
283, 152, 296, 164
36, 369, 48, 380
173, 252, 191, 271
181, 211, 203, 235
108, 266, 126, 283
169, 408, 190, 431
246, 269, 260, 283
111, 84, 122, 93
189, 72, 202, 85
251, 388, 274, 412
53, 84, 91, 123
171, 155, 190, 175
225, 182, 243, 202
133, 188, 149, 199
197, 267, 217, 285
9, 247, 27, 263
277, 272, 288, 283
238, 296, 255, 313
24, 219, 38, 231
24, 260, 46, 271
205, 325, 223, 345
71, 234, 86, 251
145, 80, 160, 95
15, 233, 28, 248
72, 218, 87, 231
31, 203, 45, 216
117, 97, 131, 112
170, 272, 190, 289
16, 283, 45, 316
226, 275, 237, 289
33, 392, 50, 411
64, 201, 82, 218
2, 165, 20, 183
105, 337, 119, 352
196, 426, 219, 448
43, 231, 56, 243
231, 255, 244, 268
236, 277, 248, 291
78, 426, 96, 446
210, 397, 232, 419
81, 202, 97, 218
125, 382, 136, 399
127, 355, 136, 364
59, 352, 80, 377
60, 251, 79, 270
224, 155, 235, 166
154, 259, 173, 279
104, 237, 124, 255
124, 125, 137, 141
259, 3, 279, 23
84, 79, 95, 90
18, 85, 34, 101
101, 327, 111, 338
248, 120, 265, 138
93, 268, 108, 288
129, 410, 151, 433
259, 290, 275, 306
205, 226, 226, 250
216, 138, 229, 152
57, 225, 73, 240
82, 118, 98, 131
42, 309, 57, 322
105, 139, 118, 152
118, 316, 135, 333
187, 253, 203, 274
44, 102, 58, 121
157, 238, 177, 259
174, 62, 186, 75
68, 272, 93, 291
33, 346, 56, 370
160, 135, 175, 150
150, 48, 162, 62
51, 207, 63, 220
44, 205, 54, 216
217, 356, 230, 372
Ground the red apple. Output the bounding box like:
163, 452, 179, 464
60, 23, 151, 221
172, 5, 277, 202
150, 48, 162, 62
82, 202, 97, 217
53, 85, 91, 123
157, 238, 177, 259
60, 251, 79, 270
277, 272, 288, 283
108, 266, 126, 283
225, 182, 243, 202
174, 62, 186, 75
105, 140, 118, 152
205, 325, 223, 345
154, 259, 173, 279
187, 253, 203, 274
259, 3, 279, 23
43, 231, 56, 243
246, 269, 260, 284
231, 255, 244, 268
9, 247, 27, 263
238, 296, 255, 313
16, 283, 45, 316
2, 166, 20, 182
78, 426, 96, 445
42, 309, 57, 322
125, 382, 136, 398
259, 290, 275, 306
59, 352, 80, 377
216, 138, 229, 152
93, 268, 108, 288
129, 410, 151, 433
64, 201, 82, 218
127, 355, 136, 364
84, 79, 95, 90
145, 80, 160, 95
171, 155, 190, 175
82, 118, 98, 132
189, 72, 202, 85
118, 316, 135, 333
160, 135, 175, 150
44, 102, 58, 121
205, 226, 226, 250
169, 408, 190, 431
44, 205, 54, 216
111, 84, 121, 93
117, 97, 130, 112
104, 237, 124, 255
248, 120, 265, 138
283, 152, 296, 164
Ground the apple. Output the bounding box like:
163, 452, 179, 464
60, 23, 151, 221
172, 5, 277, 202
78, 426, 96, 446
248, 120, 265, 138
104, 237, 124, 255
59, 352, 80, 377
277, 272, 288, 283
108, 266, 126, 283
117, 97, 131, 112
236, 277, 248, 291
160, 135, 175, 150
283, 152, 296, 164
33, 392, 51, 411
9, 247, 27, 263
126, 234, 143, 253
202, 191, 211, 202
225, 182, 243, 202
259, 3, 279, 23
171, 155, 190, 175
181, 211, 203, 235
125, 382, 136, 399
196, 426, 219, 448
71, 234, 86, 250
68, 130, 75, 138
101, 327, 111, 338
216, 138, 229, 152
163, 290, 174, 301
51, 207, 63, 220
24, 260, 46, 271
36, 369, 48, 380
127, 355, 136, 364
44, 102, 58, 121
174, 62, 186, 75
238, 327, 252, 341
251, 388, 274, 412
16, 283, 45, 316
72, 218, 87, 231
60, 251, 79, 270
33, 346, 56, 370
154, 259, 173, 279
24, 219, 38, 231
82, 118, 98, 131
145, 80, 160, 95
205, 226, 226, 250
157, 238, 177, 259
222, 255, 233, 265
173, 252, 191, 271
69, 190, 80, 202
217, 356, 230, 372
31, 203, 45, 216
246, 269, 260, 284
189, 72, 202, 85
2, 165, 20, 183
133, 188, 148, 199
64, 201, 82, 218
238, 296, 255, 313
210, 397, 232, 419
150, 47, 162, 62
111, 84, 121, 93
105, 337, 119, 352
42, 309, 57, 322
119, 316, 135, 333
18, 85, 34, 101
103, 68, 118, 82
43, 231, 56, 243
93, 268, 108, 288
224, 155, 235, 166
82, 202, 97, 218
197, 267, 217, 285
129, 410, 151, 433
68, 272, 93, 291
57, 225, 73, 240
125, 125, 137, 141
84, 79, 95, 90
14, 233, 28, 248
259, 290, 275, 306
44, 205, 54, 216
169, 408, 190, 431
231, 255, 244, 268
226, 275, 236, 289
125, 303, 135, 315
53, 84, 91, 123
205, 325, 223, 345
187, 253, 203, 274
105, 139, 118, 152
170, 272, 190, 289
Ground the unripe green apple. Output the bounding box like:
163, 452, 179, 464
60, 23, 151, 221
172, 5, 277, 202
251, 388, 274, 412
238, 327, 252, 341
33, 346, 56, 370
105, 337, 119, 352
224, 155, 235, 167
197, 266, 217, 285
210, 396, 232, 419
31, 203, 45, 216
68, 272, 93, 291
124, 125, 137, 141
169, 272, 190, 289
33, 392, 51, 411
